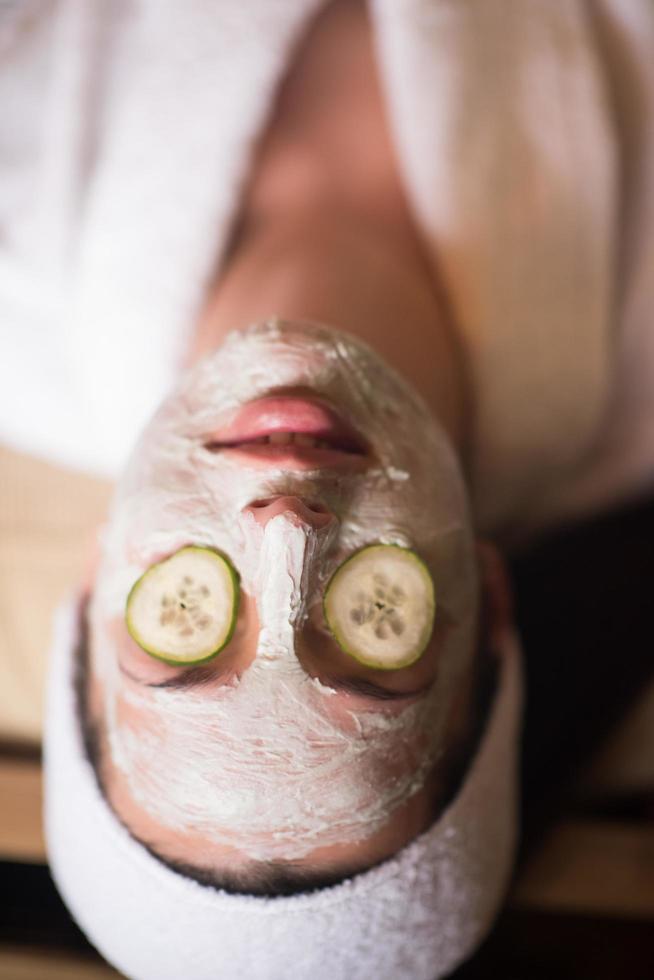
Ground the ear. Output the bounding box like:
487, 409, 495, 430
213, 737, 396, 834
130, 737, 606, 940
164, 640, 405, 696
476, 540, 514, 647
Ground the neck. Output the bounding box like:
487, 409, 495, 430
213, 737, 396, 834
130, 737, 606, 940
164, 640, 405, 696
188, 205, 470, 465
185, 0, 468, 466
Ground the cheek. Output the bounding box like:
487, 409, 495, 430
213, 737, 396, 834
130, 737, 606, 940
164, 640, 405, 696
298, 605, 450, 699
103, 614, 183, 686
113, 689, 156, 743
303, 685, 438, 788
107, 685, 190, 791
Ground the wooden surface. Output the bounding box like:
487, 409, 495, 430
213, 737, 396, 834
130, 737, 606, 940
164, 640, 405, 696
0, 445, 112, 743
514, 817, 654, 919
0, 757, 44, 864
0, 946, 121, 980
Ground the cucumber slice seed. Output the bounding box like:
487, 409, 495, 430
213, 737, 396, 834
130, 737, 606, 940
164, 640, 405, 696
323, 545, 435, 670
125, 546, 240, 665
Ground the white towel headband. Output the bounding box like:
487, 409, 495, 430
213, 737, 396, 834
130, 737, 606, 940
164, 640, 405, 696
44, 597, 522, 980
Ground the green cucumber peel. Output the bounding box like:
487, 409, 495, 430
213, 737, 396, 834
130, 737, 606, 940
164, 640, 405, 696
323, 544, 436, 671
125, 545, 240, 666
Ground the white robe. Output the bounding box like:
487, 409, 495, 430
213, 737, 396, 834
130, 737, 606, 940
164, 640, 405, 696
1, 0, 653, 541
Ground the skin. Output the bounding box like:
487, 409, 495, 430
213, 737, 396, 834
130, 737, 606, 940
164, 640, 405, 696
188, 0, 470, 456
88, 0, 514, 880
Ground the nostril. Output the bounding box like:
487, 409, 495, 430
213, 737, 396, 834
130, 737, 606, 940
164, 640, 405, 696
305, 500, 329, 515
244, 496, 335, 530
249, 498, 275, 510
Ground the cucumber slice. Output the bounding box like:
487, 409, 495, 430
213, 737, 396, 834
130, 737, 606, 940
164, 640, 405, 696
125, 546, 240, 665
323, 545, 435, 670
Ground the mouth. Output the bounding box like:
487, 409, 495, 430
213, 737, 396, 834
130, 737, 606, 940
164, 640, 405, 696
203, 394, 370, 470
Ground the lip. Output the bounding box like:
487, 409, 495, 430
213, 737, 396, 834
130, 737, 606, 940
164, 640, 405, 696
203, 394, 370, 470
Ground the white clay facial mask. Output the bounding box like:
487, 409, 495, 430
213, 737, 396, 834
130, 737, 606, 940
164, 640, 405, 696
90, 318, 478, 860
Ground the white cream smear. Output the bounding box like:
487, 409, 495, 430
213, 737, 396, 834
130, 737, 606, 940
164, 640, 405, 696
90, 318, 478, 860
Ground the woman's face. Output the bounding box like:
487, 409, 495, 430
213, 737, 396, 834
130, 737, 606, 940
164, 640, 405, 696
88, 319, 479, 872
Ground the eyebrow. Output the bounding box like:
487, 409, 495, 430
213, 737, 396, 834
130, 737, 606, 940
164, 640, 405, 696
324, 675, 431, 701
119, 663, 429, 701
119, 663, 222, 690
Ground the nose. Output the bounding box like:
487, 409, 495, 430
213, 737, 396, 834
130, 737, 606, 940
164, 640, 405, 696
244, 496, 335, 530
